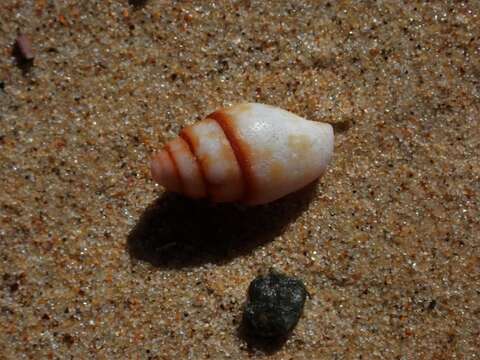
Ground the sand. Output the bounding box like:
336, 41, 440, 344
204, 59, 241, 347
0, 1, 479, 358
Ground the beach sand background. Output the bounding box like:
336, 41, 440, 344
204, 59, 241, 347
0, 1, 479, 358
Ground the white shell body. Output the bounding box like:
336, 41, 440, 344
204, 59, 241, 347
151, 103, 334, 205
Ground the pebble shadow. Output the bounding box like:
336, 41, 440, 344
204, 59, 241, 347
127, 183, 317, 269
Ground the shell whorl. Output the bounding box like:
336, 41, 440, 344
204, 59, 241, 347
152, 112, 248, 203
151, 103, 334, 205
206, 110, 255, 202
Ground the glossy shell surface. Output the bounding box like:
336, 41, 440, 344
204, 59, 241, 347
151, 103, 334, 205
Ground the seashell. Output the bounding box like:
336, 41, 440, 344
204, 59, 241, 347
151, 103, 334, 205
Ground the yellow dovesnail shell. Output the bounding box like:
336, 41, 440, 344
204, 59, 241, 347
151, 103, 334, 205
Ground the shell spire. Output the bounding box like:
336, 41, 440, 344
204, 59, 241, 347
151, 103, 334, 205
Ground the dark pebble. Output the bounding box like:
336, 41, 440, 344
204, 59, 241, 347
244, 271, 307, 337
128, 0, 148, 7
62, 333, 74, 346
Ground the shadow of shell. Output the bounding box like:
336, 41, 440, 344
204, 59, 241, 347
126, 182, 317, 269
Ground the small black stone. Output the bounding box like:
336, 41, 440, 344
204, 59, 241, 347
128, 0, 147, 8
62, 333, 74, 346
9, 282, 19, 292
244, 271, 307, 337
